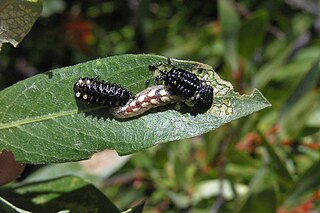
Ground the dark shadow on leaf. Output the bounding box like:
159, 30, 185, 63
75, 98, 206, 122
75, 100, 115, 121
43, 71, 53, 79
176, 103, 210, 116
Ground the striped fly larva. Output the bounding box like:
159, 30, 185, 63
111, 85, 182, 119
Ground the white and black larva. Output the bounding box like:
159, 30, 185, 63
74, 77, 133, 107
111, 85, 182, 119
154, 67, 214, 112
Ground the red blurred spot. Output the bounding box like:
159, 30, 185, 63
266, 124, 280, 143
64, 13, 95, 52
236, 132, 261, 154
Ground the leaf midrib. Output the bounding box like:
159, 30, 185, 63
0, 64, 149, 131
0, 106, 106, 130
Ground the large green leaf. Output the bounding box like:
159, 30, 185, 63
0, 176, 119, 213
0, 54, 270, 163
0, 0, 42, 50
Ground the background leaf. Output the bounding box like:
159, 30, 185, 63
0, 196, 31, 213
218, 0, 240, 71
22, 150, 131, 185
0, 54, 270, 163
234, 167, 278, 213
238, 11, 268, 58
283, 160, 320, 209
280, 59, 320, 119
0, 176, 119, 213
0, 0, 42, 50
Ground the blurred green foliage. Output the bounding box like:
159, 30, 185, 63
0, 0, 319, 212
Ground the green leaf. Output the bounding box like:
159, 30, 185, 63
122, 199, 146, 213
218, 0, 240, 71
0, 176, 119, 213
234, 167, 278, 213
237, 186, 277, 213
283, 160, 320, 209
0, 197, 31, 213
280, 59, 320, 119
0, 0, 42, 50
238, 11, 268, 58
0, 54, 270, 163
262, 136, 293, 185
252, 45, 291, 89
280, 91, 320, 139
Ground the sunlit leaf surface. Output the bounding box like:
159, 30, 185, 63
0, 54, 270, 163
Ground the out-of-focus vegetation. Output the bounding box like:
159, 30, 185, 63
0, 0, 319, 212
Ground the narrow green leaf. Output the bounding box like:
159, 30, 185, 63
280, 59, 320, 120
0, 176, 119, 212
237, 186, 277, 213
306, 107, 320, 127
218, 0, 240, 71
238, 11, 268, 58
234, 167, 278, 213
280, 91, 320, 139
262, 135, 293, 185
252, 45, 291, 89
0, 0, 42, 50
283, 160, 320, 209
0, 54, 270, 163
